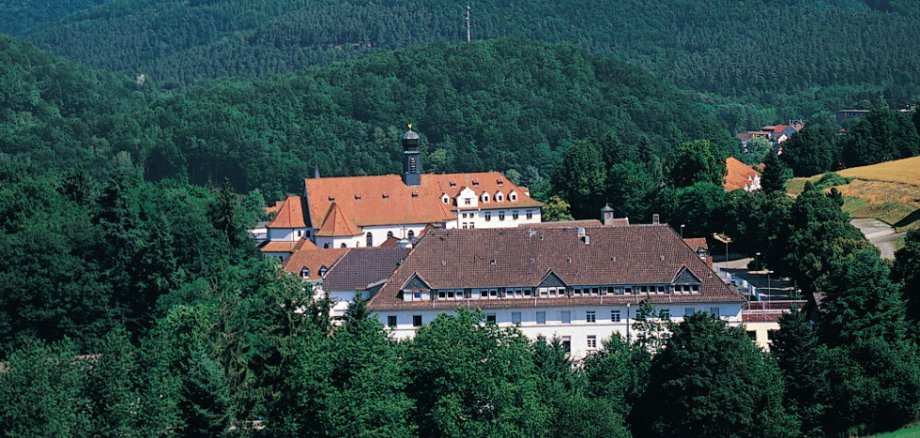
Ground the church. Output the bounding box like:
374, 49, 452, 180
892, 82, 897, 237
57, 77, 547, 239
261, 125, 542, 257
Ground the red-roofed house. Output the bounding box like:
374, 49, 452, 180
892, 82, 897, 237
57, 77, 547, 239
723, 157, 762, 192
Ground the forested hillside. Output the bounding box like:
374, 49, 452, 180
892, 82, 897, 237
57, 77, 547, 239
8, 0, 920, 128
0, 36, 727, 198
0, 0, 105, 37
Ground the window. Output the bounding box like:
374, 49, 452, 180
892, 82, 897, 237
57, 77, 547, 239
300, 267, 310, 279
509, 192, 518, 201
767, 330, 778, 342
511, 312, 521, 324
586, 310, 596, 323
536, 311, 546, 325
526, 210, 533, 219
496, 193, 504, 202
747, 331, 757, 341
611, 310, 621, 322
710, 307, 720, 317
485, 212, 492, 221
412, 315, 422, 327
464, 198, 471, 205
685, 308, 695, 317
387, 231, 394, 238
366, 232, 373, 247
587, 335, 597, 350
319, 267, 328, 277
482, 193, 490, 202
486, 313, 497, 323
442, 195, 449, 204
387, 315, 397, 328
340, 243, 347, 248
296, 230, 303, 237
561, 311, 572, 324
561, 336, 571, 353
499, 211, 506, 221
660, 309, 670, 320
512, 211, 519, 220
323, 243, 330, 249
408, 230, 415, 239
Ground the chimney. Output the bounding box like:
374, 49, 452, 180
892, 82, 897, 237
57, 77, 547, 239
652, 214, 660, 224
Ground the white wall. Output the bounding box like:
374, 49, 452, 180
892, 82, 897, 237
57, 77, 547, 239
743, 321, 779, 351
268, 227, 310, 242
373, 302, 742, 359
316, 234, 363, 249
446, 208, 542, 229
361, 224, 431, 246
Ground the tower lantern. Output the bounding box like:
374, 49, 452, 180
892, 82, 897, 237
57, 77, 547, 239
401, 123, 421, 186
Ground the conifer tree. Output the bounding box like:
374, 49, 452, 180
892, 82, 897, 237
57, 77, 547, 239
771, 306, 827, 437
759, 150, 788, 194
553, 140, 607, 219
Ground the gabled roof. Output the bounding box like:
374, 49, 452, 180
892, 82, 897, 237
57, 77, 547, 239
672, 266, 702, 284
723, 157, 760, 191
282, 247, 350, 281
682, 237, 708, 253
539, 270, 567, 288
304, 172, 541, 231
266, 195, 307, 229
369, 225, 743, 310
402, 273, 432, 291
315, 203, 360, 237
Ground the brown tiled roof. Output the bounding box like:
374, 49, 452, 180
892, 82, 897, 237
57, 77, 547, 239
282, 247, 350, 281
724, 157, 760, 191
259, 238, 316, 253
267, 196, 307, 229
682, 237, 708, 253
315, 203, 360, 237
323, 247, 410, 292
528, 219, 602, 228
368, 225, 744, 310
304, 172, 541, 234
379, 236, 401, 248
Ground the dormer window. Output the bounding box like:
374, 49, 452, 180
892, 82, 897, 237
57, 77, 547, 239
441, 194, 449, 204
509, 191, 518, 201
300, 267, 310, 279
495, 192, 504, 202
481, 193, 490, 202
449, 181, 457, 187
319, 267, 328, 277
497, 179, 504, 186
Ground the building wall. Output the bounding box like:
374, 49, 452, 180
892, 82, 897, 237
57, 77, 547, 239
447, 208, 542, 229
315, 234, 364, 249
328, 290, 372, 318
744, 321, 779, 351
361, 224, 431, 246
268, 227, 310, 242
373, 303, 743, 359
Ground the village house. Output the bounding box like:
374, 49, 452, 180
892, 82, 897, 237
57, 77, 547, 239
260, 125, 541, 257
723, 157, 762, 192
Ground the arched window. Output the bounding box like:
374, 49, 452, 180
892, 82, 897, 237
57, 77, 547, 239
366, 232, 373, 247
408, 230, 415, 239
387, 231, 394, 238
340, 242, 347, 248
323, 243, 330, 249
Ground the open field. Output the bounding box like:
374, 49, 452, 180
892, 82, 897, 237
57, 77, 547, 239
788, 158, 920, 234
836, 156, 920, 185
870, 423, 920, 438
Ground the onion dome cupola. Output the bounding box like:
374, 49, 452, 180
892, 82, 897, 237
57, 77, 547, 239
401, 123, 422, 186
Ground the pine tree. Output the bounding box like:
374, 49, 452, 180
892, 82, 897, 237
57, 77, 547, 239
771, 306, 827, 437
553, 140, 607, 219
759, 150, 788, 194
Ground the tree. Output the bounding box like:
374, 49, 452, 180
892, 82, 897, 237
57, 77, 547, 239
780, 125, 837, 176
180, 350, 234, 437
783, 182, 869, 294
404, 310, 549, 436
540, 194, 575, 222
583, 334, 650, 421
843, 108, 919, 167
771, 306, 827, 437
0, 339, 93, 437
323, 298, 414, 437
893, 229, 920, 334
738, 136, 772, 165
553, 140, 607, 219
606, 160, 655, 218
759, 150, 788, 194
668, 182, 727, 239
665, 140, 726, 188
633, 313, 797, 438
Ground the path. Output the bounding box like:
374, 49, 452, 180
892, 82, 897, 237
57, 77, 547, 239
851, 218, 903, 259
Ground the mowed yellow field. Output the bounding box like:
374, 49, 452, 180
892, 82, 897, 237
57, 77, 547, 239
836, 156, 920, 185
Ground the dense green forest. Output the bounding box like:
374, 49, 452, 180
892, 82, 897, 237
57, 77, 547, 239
1, 36, 727, 198
5, 0, 919, 129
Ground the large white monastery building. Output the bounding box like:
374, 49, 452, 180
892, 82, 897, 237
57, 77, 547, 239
260, 126, 541, 259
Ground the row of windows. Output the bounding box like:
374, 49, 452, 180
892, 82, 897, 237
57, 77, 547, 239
386, 307, 723, 330
411, 285, 701, 301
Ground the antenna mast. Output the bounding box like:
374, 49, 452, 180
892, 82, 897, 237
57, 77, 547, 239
466, 4, 471, 42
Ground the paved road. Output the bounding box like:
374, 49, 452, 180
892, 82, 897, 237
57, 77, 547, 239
851, 218, 903, 259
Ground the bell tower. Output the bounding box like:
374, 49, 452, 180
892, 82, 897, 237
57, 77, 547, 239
401, 124, 421, 186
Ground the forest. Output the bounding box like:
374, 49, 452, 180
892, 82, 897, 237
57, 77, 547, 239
1, 2, 920, 435
4, 0, 920, 131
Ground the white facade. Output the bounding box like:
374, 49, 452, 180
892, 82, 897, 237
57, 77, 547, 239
448, 208, 542, 229
315, 234, 363, 249
268, 227, 310, 242
361, 224, 430, 246
373, 303, 743, 359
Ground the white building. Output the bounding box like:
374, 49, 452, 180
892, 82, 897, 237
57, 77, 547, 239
260, 126, 541, 256
367, 224, 746, 359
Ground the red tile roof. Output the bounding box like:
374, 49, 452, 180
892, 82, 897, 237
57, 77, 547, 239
260, 238, 316, 253
723, 157, 760, 191
368, 225, 743, 311
282, 247, 350, 281
266, 196, 307, 229
682, 237, 708, 253
323, 247, 411, 292
315, 203, 360, 237
304, 172, 541, 235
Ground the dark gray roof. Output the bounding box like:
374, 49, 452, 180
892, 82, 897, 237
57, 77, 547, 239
323, 247, 410, 292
